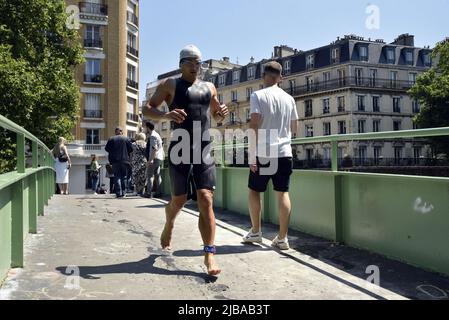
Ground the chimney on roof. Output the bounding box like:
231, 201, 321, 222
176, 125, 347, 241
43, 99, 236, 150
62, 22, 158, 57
392, 34, 415, 46
223, 57, 230, 63
250, 56, 255, 63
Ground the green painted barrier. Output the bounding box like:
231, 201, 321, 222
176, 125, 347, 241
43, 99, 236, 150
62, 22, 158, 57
160, 126, 449, 276
0, 115, 55, 283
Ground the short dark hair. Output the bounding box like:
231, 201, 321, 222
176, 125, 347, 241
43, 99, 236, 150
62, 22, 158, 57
264, 61, 282, 76
146, 121, 155, 131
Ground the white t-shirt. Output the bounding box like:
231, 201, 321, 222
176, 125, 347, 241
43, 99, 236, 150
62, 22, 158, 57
250, 85, 299, 158
150, 131, 165, 161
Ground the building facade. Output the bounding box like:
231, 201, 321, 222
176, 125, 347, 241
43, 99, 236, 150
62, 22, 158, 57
145, 34, 433, 168
65, 0, 140, 193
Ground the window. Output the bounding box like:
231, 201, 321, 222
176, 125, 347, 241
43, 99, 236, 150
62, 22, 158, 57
323, 122, 331, 136
373, 120, 381, 132
306, 149, 313, 161
283, 60, 291, 75
355, 68, 363, 85
414, 147, 422, 164
86, 129, 100, 145
358, 146, 367, 162
405, 51, 414, 65
393, 97, 401, 113
394, 147, 403, 165
233, 70, 240, 83
423, 53, 432, 67
338, 121, 346, 134
305, 124, 314, 137
393, 120, 401, 131
409, 73, 417, 85
247, 66, 256, 79
127, 32, 136, 49
358, 120, 366, 133
369, 69, 377, 87
219, 74, 226, 86
357, 96, 365, 111
387, 48, 395, 63
305, 100, 313, 117
338, 69, 346, 86
359, 46, 368, 61
331, 48, 340, 64
246, 109, 251, 122
85, 59, 100, 76
288, 79, 296, 94
323, 148, 331, 160
218, 94, 223, 104
230, 111, 236, 123
231, 91, 238, 102
127, 64, 136, 81
323, 72, 331, 87
127, 97, 135, 114
390, 71, 398, 88
306, 54, 315, 69
85, 94, 100, 110
373, 96, 380, 112
412, 100, 420, 113
338, 96, 345, 112
246, 87, 253, 100
323, 98, 330, 114
374, 147, 382, 164
85, 25, 101, 47
306, 76, 314, 92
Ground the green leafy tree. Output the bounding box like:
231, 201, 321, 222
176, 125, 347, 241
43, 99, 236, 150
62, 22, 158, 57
0, 0, 84, 173
409, 40, 449, 157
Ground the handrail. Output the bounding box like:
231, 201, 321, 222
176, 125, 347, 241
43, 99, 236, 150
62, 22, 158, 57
0, 115, 51, 152
211, 126, 449, 172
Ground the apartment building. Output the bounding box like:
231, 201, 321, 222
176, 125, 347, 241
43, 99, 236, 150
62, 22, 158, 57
65, 0, 140, 193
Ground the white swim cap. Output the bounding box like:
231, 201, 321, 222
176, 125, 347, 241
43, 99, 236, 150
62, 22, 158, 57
180, 44, 202, 61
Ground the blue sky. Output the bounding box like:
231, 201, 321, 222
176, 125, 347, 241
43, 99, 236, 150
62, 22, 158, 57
139, 0, 449, 102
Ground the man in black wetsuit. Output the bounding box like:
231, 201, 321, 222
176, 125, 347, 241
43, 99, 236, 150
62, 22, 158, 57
143, 45, 228, 276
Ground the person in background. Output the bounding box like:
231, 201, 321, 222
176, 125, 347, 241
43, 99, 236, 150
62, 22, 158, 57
105, 127, 133, 198
131, 133, 148, 196
89, 154, 101, 194
143, 121, 164, 198
52, 137, 71, 195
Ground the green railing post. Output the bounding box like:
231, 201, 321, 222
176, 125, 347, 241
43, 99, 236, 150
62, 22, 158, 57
17, 133, 25, 174
11, 181, 24, 268
29, 173, 38, 234
331, 139, 338, 172
38, 170, 44, 216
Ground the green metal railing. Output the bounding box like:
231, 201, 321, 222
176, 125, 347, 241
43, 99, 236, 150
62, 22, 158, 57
0, 115, 55, 280
213, 126, 449, 171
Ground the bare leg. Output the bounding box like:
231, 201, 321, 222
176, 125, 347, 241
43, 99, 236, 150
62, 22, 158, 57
197, 189, 221, 276
58, 184, 64, 194
277, 192, 292, 239
160, 194, 187, 250
248, 189, 262, 233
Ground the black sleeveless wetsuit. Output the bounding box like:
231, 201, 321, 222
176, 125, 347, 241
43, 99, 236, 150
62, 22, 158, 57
168, 78, 216, 196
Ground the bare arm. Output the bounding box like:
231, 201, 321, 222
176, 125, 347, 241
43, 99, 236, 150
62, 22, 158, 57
143, 79, 187, 123
208, 83, 229, 122
248, 113, 262, 172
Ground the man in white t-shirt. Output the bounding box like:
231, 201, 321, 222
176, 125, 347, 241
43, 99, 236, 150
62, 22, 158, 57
144, 121, 165, 198
243, 61, 299, 250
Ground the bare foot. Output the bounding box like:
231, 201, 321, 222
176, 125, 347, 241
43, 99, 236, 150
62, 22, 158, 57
160, 223, 174, 250
204, 254, 221, 276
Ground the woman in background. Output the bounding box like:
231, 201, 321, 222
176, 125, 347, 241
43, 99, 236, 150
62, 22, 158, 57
52, 137, 71, 195
130, 133, 148, 196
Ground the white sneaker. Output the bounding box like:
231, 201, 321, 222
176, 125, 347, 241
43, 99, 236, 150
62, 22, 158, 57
242, 229, 263, 244
271, 235, 290, 250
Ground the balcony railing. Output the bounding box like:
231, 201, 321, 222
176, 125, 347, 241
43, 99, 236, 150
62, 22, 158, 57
127, 78, 139, 89
127, 11, 138, 26
79, 2, 108, 15
286, 77, 415, 97
84, 144, 103, 151
83, 110, 102, 119
84, 38, 103, 49
127, 112, 139, 122
127, 45, 139, 57
84, 74, 103, 83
